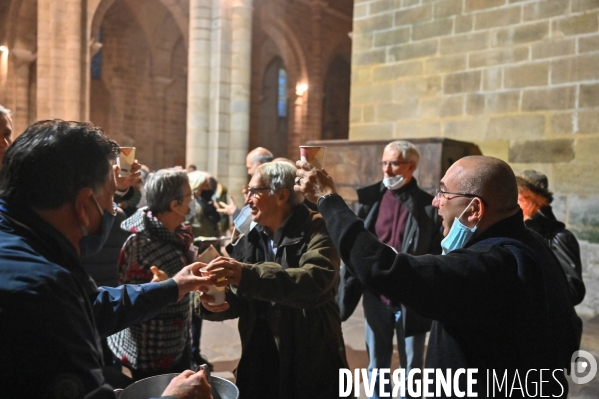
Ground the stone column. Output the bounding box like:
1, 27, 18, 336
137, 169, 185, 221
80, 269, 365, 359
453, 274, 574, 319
37, 0, 84, 120
228, 0, 253, 205
186, 0, 253, 204
187, 0, 213, 171
9, 49, 37, 134
306, 0, 325, 142
207, 0, 231, 176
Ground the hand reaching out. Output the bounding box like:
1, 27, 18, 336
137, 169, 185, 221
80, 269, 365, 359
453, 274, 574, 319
150, 266, 169, 282
214, 195, 238, 216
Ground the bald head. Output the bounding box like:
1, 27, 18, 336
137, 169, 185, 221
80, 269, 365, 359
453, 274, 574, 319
246, 147, 274, 175
449, 156, 519, 214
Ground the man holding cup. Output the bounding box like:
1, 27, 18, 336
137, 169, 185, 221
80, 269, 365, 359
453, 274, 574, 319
196, 161, 348, 399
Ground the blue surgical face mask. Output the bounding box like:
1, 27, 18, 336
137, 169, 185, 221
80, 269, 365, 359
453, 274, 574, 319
441, 198, 480, 255
80, 196, 117, 258
233, 204, 256, 235
383, 174, 405, 191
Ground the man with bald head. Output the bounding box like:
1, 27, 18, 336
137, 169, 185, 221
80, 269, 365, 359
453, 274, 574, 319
295, 155, 580, 398
246, 146, 274, 176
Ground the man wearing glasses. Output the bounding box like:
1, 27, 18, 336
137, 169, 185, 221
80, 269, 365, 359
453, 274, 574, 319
294, 155, 580, 398
340, 140, 442, 399
197, 161, 348, 399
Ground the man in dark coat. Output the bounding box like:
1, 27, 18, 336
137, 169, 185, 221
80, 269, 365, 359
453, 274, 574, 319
341, 140, 441, 399
295, 155, 581, 398
516, 169, 585, 305
197, 161, 348, 399
0, 120, 212, 399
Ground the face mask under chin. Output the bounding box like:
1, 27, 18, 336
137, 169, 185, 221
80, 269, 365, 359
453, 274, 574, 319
383, 174, 405, 190
440, 198, 480, 255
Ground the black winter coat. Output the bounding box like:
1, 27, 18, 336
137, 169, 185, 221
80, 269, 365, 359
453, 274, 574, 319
320, 195, 581, 398
525, 205, 585, 305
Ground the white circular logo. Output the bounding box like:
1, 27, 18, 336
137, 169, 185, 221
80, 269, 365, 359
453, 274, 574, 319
570, 350, 598, 384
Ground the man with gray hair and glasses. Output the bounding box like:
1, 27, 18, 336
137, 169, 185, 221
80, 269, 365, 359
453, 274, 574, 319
0, 104, 14, 170
339, 140, 442, 399
197, 161, 348, 399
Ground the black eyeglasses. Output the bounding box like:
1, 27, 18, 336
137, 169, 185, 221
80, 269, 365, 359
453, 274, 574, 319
435, 188, 486, 205
246, 186, 271, 199
379, 161, 412, 168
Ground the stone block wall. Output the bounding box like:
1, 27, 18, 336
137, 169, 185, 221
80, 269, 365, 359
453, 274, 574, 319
350, 0, 599, 315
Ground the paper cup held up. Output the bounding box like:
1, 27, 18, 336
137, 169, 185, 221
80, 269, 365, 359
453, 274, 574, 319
117, 147, 136, 177
300, 146, 326, 169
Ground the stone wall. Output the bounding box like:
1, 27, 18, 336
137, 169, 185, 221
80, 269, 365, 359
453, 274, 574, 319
350, 0, 599, 315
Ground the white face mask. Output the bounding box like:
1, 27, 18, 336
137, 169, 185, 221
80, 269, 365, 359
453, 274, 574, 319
383, 175, 405, 191
441, 198, 480, 255
175, 198, 196, 222
233, 204, 257, 235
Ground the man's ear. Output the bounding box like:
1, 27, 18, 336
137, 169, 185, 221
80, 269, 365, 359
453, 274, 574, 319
407, 161, 417, 174
75, 188, 94, 228
277, 188, 290, 205
468, 198, 485, 222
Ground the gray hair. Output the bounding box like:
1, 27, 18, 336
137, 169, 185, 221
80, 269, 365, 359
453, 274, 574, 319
145, 168, 189, 214
0, 105, 11, 116
384, 140, 420, 168
255, 161, 303, 206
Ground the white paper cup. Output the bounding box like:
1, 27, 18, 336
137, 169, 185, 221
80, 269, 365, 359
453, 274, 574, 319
117, 147, 136, 177
200, 266, 226, 306
300, 146, 326, 169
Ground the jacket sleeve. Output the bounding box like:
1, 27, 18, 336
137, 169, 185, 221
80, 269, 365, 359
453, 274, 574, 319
93, 234, 180, 337
552, 230, 586, 305
94, 280, 179, 338
233, 218, 341, 309
318, 195, 527, 324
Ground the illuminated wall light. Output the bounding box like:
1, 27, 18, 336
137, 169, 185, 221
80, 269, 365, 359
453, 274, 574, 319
296, 82, 308, 96
0, 46, 7, 52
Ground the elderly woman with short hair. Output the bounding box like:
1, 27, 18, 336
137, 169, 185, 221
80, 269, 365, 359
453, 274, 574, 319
108, 168, 196, 381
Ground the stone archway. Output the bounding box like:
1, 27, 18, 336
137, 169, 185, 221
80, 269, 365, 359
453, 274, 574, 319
254, 16, 308, 159
89, 0, 187, 169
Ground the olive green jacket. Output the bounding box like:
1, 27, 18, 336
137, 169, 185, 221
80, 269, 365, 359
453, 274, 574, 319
196, 204, 348, 399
